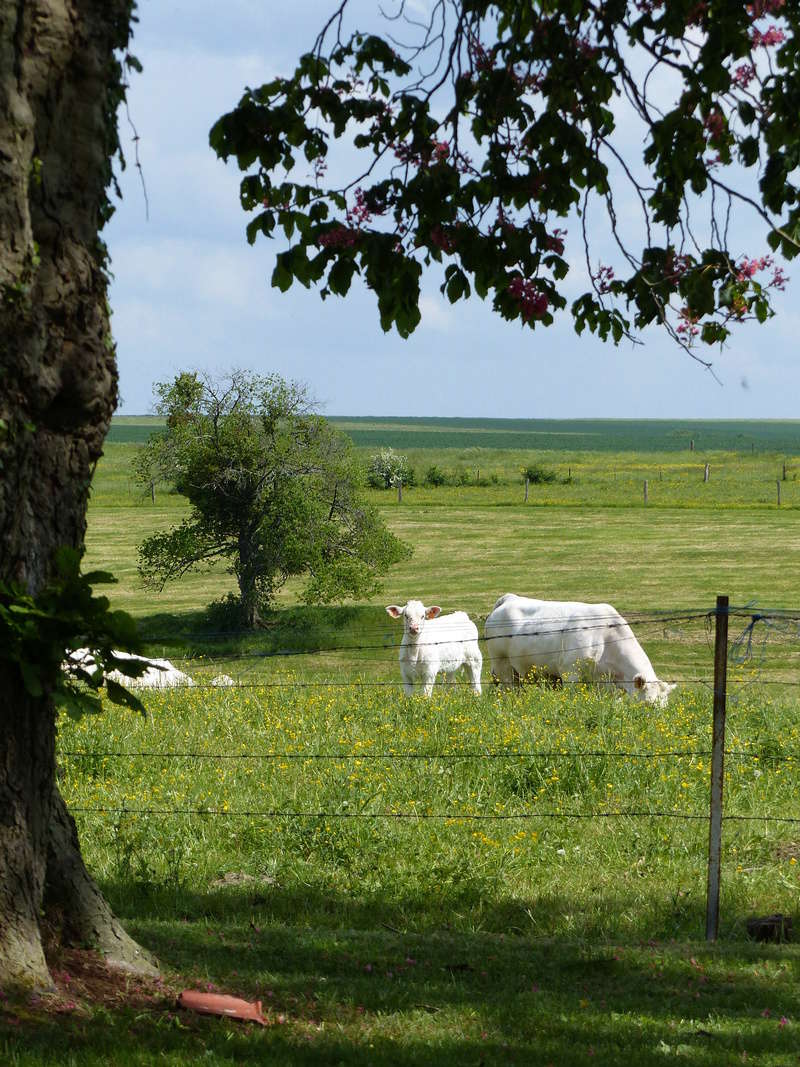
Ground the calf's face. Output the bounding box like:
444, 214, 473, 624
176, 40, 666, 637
386, 600, 442, 635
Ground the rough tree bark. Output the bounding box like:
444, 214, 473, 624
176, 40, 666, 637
0, 0, 155, 988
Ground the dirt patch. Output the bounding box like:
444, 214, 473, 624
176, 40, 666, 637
209, 870, 277, 888
0, 948, 176, 1027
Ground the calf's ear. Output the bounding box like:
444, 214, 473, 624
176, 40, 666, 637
633, 673, 647, 690
425, 606, 442, 619
386, 605, 404, 618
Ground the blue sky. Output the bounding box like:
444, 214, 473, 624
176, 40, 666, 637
107, 2, 799, 419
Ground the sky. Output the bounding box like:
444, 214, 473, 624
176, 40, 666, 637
106, 1, 800, 420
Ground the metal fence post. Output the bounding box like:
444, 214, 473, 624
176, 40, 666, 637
706, 594, 729, 941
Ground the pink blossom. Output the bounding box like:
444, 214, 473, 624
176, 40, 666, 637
509, 276, 548, 321
346, 188, 372, 227
594, 264, 615, 294
732, 63, 756, 88
577, 37, 599, 59
703, 111, 725, 139
676, 308, 700, 339
319, 226, 358, 249
737, 254, 773, 280
432, 140, 450, 163
751, 25, 786, 47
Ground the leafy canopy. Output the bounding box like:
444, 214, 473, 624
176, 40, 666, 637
136, 370, 411, 626
210, 0, 798, 369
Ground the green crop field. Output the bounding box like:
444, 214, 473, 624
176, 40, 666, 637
107, 413, 800, 453
6, 418, 800, 1066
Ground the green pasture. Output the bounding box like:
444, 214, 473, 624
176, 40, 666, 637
108, 414, 800, 454
6, 421, 799, 1065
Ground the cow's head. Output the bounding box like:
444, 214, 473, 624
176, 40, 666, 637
386, 600, 441, 636
633, 674, 676, 707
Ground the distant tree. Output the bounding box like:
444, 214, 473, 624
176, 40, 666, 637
523, 463, 557, 485
367, 446, 412, 488
424, 464, 448, 487
211, 0, 799, 370
136, 371, 411, 627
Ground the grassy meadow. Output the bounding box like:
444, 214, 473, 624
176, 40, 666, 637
4, 417, 800, 1065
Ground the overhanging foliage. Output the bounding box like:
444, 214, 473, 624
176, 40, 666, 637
210, 0, 799, 368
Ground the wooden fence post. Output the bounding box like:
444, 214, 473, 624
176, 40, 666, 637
690, 439, 694, 451
782, 462, 787, 481
706, 594, 729, 942
777, 480, 781, 507
397, 479, 402, 503
704, 463, 710, 483
643, 479, 648, 505
150, 480, 155, 504
524, 477, 529, 502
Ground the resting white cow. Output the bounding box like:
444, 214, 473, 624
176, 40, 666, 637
66, 649, 195, 689
484, 593, 675, 707
386, 600, 482, 696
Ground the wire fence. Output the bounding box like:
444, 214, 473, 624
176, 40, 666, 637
61, 599, 800, 937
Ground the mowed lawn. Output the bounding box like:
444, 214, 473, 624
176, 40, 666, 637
5, 426, 799, 1066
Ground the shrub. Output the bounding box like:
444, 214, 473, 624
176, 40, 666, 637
523, 464, 557, 485
202, 593, 250, 632
425, 465, 447, 487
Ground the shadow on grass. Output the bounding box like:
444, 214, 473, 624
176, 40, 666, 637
3, 894, 799, 1066
135, 604, 392, 662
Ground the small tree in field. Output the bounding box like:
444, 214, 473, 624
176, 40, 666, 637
367, 446, 411, 488
137, 370, 410, 627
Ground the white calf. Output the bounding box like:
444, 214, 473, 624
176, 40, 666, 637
386, 600, 482, 696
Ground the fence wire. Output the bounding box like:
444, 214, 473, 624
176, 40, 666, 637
68, 805, 800, 825
61, 602, 800, 836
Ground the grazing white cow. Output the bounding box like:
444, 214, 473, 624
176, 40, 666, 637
66, 649, 195, 689
386, 600, 483, 696
484, 593, 675, 707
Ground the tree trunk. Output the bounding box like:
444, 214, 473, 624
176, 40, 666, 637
0, 683, 56, 989
237, 530, 264, 628
44, 790, 157, 974
0, 0, 154, 989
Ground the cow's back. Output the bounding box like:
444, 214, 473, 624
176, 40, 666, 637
484, 595, 625, 678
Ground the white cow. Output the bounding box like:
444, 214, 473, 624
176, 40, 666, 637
484, 593, 675, 707
386, 600, 483, 696
66, 649, 195, 689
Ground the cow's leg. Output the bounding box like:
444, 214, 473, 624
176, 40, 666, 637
490, 656, 514, 689
400, 666, 416, 696
421, 667, 438, 697
466, 655, 482, 695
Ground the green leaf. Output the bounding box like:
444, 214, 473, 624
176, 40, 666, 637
105, 677, 146, 715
